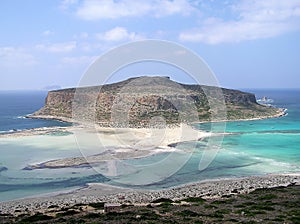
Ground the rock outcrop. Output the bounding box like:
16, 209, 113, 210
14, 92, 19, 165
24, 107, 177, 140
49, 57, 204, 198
31, 76, 282, 127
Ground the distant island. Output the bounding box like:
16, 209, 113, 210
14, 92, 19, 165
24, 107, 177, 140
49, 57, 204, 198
29, 76, 285, 126
0, 77, 298, 224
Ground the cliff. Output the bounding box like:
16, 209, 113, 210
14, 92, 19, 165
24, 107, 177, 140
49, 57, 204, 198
31, 76, 282, 127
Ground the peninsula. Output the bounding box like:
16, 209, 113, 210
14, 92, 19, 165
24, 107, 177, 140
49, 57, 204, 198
0, 77, 297, 224
13, 76, 285, 171
28, 76, 284, 126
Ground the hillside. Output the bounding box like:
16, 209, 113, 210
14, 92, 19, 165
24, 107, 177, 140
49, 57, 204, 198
30, 76, 283, 127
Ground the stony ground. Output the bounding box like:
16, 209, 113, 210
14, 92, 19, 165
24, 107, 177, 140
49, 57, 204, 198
1, 184, 299, 224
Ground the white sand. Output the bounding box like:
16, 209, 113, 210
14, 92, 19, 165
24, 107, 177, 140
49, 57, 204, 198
1, 124, 298, 216
14, 124, 213, 170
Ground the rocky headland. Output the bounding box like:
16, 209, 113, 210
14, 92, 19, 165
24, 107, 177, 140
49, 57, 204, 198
27, 76, 284, 127
0, 77, 296, 223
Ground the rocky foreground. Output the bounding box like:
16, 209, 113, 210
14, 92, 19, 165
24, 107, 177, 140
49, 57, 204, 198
1, 185, 300, 223
0, 174, 299, 217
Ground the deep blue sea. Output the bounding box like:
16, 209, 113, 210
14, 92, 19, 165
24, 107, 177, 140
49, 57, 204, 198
0, 91, 70, 133
0, 89, 299, 201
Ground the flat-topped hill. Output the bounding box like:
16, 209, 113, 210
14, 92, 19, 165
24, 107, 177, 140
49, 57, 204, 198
31, 76, 283, 127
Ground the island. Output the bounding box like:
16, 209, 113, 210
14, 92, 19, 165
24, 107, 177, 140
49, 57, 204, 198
20, 76, 286, 170
28, 76, 285, 126
0, 76, 298, 223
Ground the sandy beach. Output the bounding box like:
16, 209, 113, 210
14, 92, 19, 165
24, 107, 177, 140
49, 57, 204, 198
0, 173, 299, 216
2, 124, 212, 170
0, 115, 298, 217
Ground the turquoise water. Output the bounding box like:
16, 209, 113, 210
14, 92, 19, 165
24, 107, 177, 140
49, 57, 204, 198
197, 89, 300, 173
0, 89, 299, 201
113, 90, 300, 188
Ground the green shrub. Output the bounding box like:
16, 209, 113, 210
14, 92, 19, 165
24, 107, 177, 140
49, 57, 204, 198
183, 197, 206, 203
20, 213, 52, 222
89, 202, 105, 209
176, 210, 199, 217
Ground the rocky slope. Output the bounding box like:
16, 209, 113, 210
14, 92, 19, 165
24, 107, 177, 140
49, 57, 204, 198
31, 76, 283, 127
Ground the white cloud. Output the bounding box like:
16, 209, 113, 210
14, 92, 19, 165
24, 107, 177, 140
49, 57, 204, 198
61, 55, 97, 65
96, 27, 143, 42
179, 0, 300, 44
42, 30, 54, 36
67, 0, 195, 20
0, 47, 37, 67
79, 32, 89, 39
35, 41, 77, 53
60, 0, 78, 9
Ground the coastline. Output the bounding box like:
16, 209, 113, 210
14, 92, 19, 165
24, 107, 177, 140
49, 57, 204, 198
14, 124, 212, 170
195, 107, 287, 124
0, 173, 299, 215
26, 106, 287, 127
0, 126, 74, 138
0, 108, 288, 172
25, 114, 76, 124
4, 106, 285, 139
0, 107, 293, 216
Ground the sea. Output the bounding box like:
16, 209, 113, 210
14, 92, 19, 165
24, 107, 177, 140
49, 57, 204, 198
0, 89, 299, 202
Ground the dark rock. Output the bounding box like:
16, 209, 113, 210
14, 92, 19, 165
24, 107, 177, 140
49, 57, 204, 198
0, 167, 8, 173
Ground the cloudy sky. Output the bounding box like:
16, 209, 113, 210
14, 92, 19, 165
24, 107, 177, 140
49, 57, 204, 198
1, 0, 300, 90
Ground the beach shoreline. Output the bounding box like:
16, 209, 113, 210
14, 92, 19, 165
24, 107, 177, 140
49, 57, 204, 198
26, 106, 287, 127
195, 107, 287, 124
0, 173, 299, 216
2, 106, 286, 139
0, 108, 293, 216
8, 123, 212, 170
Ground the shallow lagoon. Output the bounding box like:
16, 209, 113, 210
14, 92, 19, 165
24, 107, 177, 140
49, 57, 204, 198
0, 90, 299, 201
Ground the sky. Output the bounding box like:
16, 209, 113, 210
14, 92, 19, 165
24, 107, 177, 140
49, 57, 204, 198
0, 0, 300, 90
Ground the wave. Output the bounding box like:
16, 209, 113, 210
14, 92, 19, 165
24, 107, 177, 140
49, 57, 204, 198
223, 129, 300, 136
0, 121, 72, 136
15, 116, 26, 119
218, 148, 299, 171
252, 156, 299, 170
0, 129, 21, 134
12, 114, 32, 119
258, 130, 300, 134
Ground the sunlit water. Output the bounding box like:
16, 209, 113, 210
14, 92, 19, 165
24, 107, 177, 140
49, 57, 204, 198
0, 90, 299, 201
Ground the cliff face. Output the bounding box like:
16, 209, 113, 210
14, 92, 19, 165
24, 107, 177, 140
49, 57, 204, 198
33, 76, 280, 126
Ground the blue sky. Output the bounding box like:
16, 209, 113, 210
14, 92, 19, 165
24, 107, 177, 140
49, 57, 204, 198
0, 0, 300, 90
